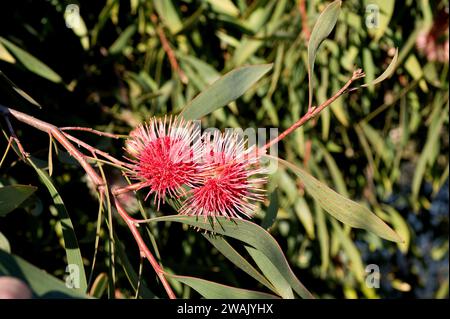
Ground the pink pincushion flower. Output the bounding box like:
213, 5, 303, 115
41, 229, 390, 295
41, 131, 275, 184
180, 130, 267, 219
125, 116, 202, 209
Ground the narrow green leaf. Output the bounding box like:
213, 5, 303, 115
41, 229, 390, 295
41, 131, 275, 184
153, 0, 183, 34
364, 0, 395, 41
149, 215, 314, 299
294, 198, 315, 240
0, 250, 89, 298
261, 190, 278, 229
27, 157, 88, 293
206, 0, 240, 17
109, 25, 137, 55
307, 0, 341, 109
0, 42, 15, 63
361, 48, 398, 88
0, 70, 41, 108
167, 273, 279, 299
245, 246, 294, 299
330, 219, 365, 282
315, 201, 329, 276
382, 205, 410, 254
114, 232, 157, 298
412, 104, 448, 199
89, 273, 108, 298
0, 37, 62, 83
180, 64, 272, 120
0, 231, 10, 253
202, 234, 277, 293
272, 156, 403, 243
48, 134, 54, 177
0, 185, 37, 217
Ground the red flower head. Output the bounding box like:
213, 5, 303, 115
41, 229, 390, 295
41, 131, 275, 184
180, 130, 267, 220
125, 116, 202, 209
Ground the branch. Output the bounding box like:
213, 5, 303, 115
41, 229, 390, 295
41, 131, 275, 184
262, 69, 365, 151
0, 103, 176, 299
0, 104, 104, 190
150, 14, 188, 84
60, 127, 124, 139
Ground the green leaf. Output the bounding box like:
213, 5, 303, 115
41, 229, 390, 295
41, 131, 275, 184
0, 70, 41, 108
180, 64, 272, 120
203, 234, 277, 294
272, 156, 403, 243
314, 201, 329, 277
307, 0, 341, 109
149, 215, 314, 298
0, 231, 10, 253
114, 232, 157, 298
261, 190, 279, 229
0, 37, 62, 83
89, 273, 108, 298
365, 0, 395, 41
206, 0, 240, 17
0, 250, 89, 298
330, 219, 365, 282
245, 246, 294, 299
0, 42, 15, 63
109, 25, 137, 55
294, 198, 315, 240
27, 158, 88, 293
153, 0, 183, 35
361, 48, 398, 88
166, 273, 279, 299
0, 185, 37, 217
382, 205, 410, 254
412, 103, 448, 200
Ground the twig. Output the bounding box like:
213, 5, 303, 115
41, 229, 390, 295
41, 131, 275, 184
0, 104, 105, 191
60, 127, 124, 139
298, 0, 310, 42
263, 69, 365, 151
113, 196, 176, 299
0, 103, 176, 299
150, 14, 188, 84
63, 132, 131, 168
3, 116, 29, 159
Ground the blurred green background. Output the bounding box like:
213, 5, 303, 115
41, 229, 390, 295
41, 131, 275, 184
0, 0, 448, 298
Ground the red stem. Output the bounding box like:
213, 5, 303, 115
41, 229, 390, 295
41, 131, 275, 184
0, 103, 175, 299
113, 196, 176, 299
60, 127, 122, 139
262, 69, 364, 151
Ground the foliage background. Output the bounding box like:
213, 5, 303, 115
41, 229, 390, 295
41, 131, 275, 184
0, 0, 448, 298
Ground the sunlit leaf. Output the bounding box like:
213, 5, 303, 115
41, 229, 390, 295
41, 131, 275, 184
307, 0, 341, 109
0, 37, 62, 83
148, 215, 313, 298
271, 156, 403, 243
180, 64, 272, 120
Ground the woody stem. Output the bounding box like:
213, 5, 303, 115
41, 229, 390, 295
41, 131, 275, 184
262, 69, 365, 151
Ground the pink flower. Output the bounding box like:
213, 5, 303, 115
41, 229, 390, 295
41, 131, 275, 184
180, 130, 267, 219
125, 116, 202, 209
416, 8, 449, 63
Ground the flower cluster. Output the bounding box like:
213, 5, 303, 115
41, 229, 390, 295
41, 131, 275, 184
125, 116, 267, 219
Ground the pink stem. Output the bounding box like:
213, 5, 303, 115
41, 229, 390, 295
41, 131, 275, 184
262, 69, 364, 151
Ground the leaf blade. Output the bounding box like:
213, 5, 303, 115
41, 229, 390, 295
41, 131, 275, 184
307, 0, 341, 109
180, 64, 272, 120
272, 156, 403, 243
